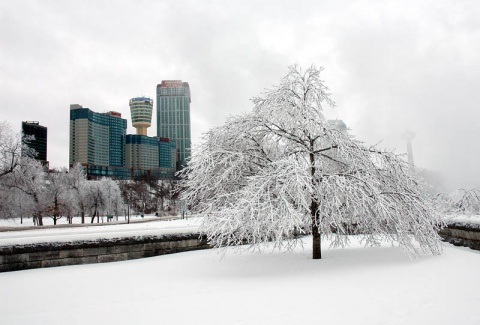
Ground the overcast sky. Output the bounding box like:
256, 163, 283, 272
1, 0, 479, 191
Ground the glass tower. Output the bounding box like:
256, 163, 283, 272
22, 121, 48, 165
125, 134, 177, 178
156, 80, 191, 170
69, 105, 127, 168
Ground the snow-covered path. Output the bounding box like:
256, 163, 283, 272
0, 218, 201, 246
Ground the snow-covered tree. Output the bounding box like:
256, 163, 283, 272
0, 185, 34, 222
10, 158, 47, 225
152, 180, 170, 212
44, 168, 75, 225
0, 121, 35, 179
0, 121, 39, 222
439, 188, 480, 215
179, 65, 443, 259
84, 178, 123, 223
67, 163, 89, 223
100, 177, 124, 219
84, 180, 104, 223
454, 188, 480, 214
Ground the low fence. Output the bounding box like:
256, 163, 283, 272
0, 233, 209, 273
438, 222, 480, 251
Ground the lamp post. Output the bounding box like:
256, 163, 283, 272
127, 191, 131, 224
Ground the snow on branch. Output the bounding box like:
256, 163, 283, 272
179, 65, 443, 259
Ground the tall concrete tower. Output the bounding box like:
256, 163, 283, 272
129, 97, 153, 136
403, 130, 415, 165
156, 80, 191, 170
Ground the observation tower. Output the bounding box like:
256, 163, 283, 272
129, 97, 153, 135
402, 130, 415, 166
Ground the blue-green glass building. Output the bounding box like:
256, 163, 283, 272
156, 80, 191, 171
70, 104, 177, 180
69, 104, 127, 174
125, 135, 177, 179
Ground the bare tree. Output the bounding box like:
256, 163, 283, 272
10, 158, 47, 225
100, 177, 124, 220
0, 121, 39, 222
85, 180, 105, 223
439, 188, 480, 215
0, 121, 35, 179
180, 65, 443, 259
84, 178, 123, 223
44, 169, 72, 225
455, 188, 480, 214
0, 185, 34, 223
67, 163, 89, 223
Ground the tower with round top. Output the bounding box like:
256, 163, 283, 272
129, 97, 153, 136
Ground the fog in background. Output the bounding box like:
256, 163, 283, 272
1, 0, 479, 192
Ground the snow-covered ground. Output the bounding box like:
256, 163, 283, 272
0, 218, 201, 246
1, 223, 480, 324
0, 213, 171, 227
444, 214, 480, 225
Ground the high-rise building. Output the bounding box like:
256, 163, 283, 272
69, 104, 127, 169
129, 97, 153, 136
69, 103, 177, 180
125, 135, 177, 179
156, 80, 191, 170
22, 121, 48, 166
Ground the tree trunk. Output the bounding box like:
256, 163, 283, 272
311, 200, 321, 259
81, 204, 85, 224
53, 197, 58, 225
33, 193, 43, 226
309, 142, 321, 259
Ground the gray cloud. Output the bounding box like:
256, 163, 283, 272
1, 0, 479, 191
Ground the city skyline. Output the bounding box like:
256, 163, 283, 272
1, 0, 480, 191
69, 103, 177, 180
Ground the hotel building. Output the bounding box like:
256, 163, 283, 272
156, 80, 191, 170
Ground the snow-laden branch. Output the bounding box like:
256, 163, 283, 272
179, 65, 443, 259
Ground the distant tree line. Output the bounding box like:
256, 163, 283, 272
0, 121, 180, 226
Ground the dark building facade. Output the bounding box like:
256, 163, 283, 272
22, 121, 48, 165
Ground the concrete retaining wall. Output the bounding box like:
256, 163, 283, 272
439, 222, 480, 251
0, 233, 209, 273
3, 221, 479, 273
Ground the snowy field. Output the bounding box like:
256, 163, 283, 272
1, 224, 480, 324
